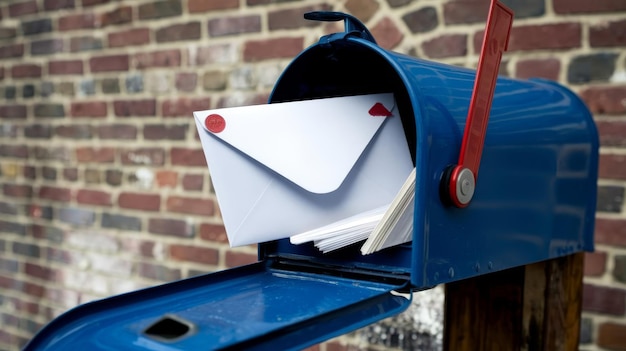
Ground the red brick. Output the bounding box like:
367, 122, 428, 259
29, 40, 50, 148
580, 86, 626, 115
0, 145, 29, 158
209, 15, 261, 37
175, 72, 197, 92
474, 23, 581, 53
3, 183, 32, 198
199, 223, 227, 243
599, 154, 626, 180
11, 64, 42, 78
120, 148, 165, 166
44, 0, 74, 10
97, 124, 137, 140
188, 0, 238, 12
7, 297, 39, 315
583, 284, 626, 315
554, 0, 626, 13
82, 0, 109, 7
225, 251, 257, 268
166, 196, 214, 216
108, 28, 150, 48
22, 281, 45, 298
170, 244, 219, 265
38, 186, 71, 202
143, 124, 187, 140
584, 251, 607, 277
75, 147, 115, 163
0, 44, 24, 59
77, 189, 112, 206
48, 60, 83, 75
59, 13, 95, 31
370, 17, 404, 50
148, 218, 194, 237
598, 322, 626, 350
596, 120, 626, 146
100, 5, 132, 26
0, 105, 27, 119
162, 98, 211, 117
515, 58, 560, 80
422, 34, 467, 59
24, 263, 53, 280
269, 5, 333, 30
243, 37, 304, 62
71, 101, 107, 118
170, 148, 207, 167
155, 170, 178, 188
114, 99, 156, 117
182, 174, 204, 191
134, 49, 181, 69
155, 22, 201, 43
8, 1, 38, 17
89, 54, 129, 72
590, 19, 626, 47
444, 0, 489, 24
138, 262, 181, 282
119, 192, 160, 212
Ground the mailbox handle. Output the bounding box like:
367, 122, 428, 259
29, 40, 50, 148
445, 0, 513, 208
304, 11, 377, 44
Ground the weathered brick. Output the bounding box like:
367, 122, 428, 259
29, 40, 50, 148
24, 124, 52, 139
125, 74, 143, 93
580, 87, 626, 115
63, 167, 78, 181
170, 244, 218, 265
119, 192, 160, 211
175, 72, 197, 92
387, 0, 412, 8
583, 284, 626, 315
162, 97, 211, 117
226, 251, 257, 268
58, 207, 95, 226
100, 5, 132, 26
89, 54, 129, 72
170, 148, 207, 167
97, 124, 137, 140
32, 146, 71, 162
597, 185, 624, 213
138, 262, 181, 282
3, 86, 16, 99
152, 171, 176, 189
0, 220, 27, 236
584, 251, 606, 277
48, 60, 83, 75
243, 37, 303, 62
138, 0, 182, 20
38, 186, 71, 202
120, 148, 165, 166
75, 147, 115, 163
597, 120, 626, 145
421, 34, 467, 59
84, 168, 100, 184
598, 322, 626, 350
44, 0, 74, 10
199, 223, 227, 243
404, 7, 438, 33
217, 93, 268, 108
500, 0, 545, 18
134, 50, 181, 69
515, 58, 560, 80
345, 0, 379, 22
567, 53, 618, 84
23, 166, 36, 180
0, 145, 28, 159
77, 189, 111, 206
0, 201, 19, 215
614, 255, 626, 284
0, 105, 26, 119
71, 101, 107, 118
9, 1, 38, 17
113, 99, 155, 117
193, 44, 237, 65
590, 19, 626, 47
59, 13, 95, 31
70, 36, 103, 52
188, 0, 238, 12
0, 258, 19, 273
100, 78, 120, 94
166, 196, 214, 216
82, 0, 109, 7
0, 28, 17, 40
101, 213, 141, 231
24, 263, 53, 280
108, 28, 150, 48
34, 103, 65, 118
41, 166, 57, 180
209, 15, 261, 37
105, 169, 122, 186
554, 0, 626, 13
2, 183, 33, 198
31, 39, 63, 56
599, 154, 626, 180
156, 22, 201, 43
0, 44, 24, 59
143, 124, 187, 140
371, 17, 404, 50
11, 64, 42, 79
12, 242, 40, 258
475, 23, 581, 53
182, 174, 204, 191
23, 84, 35, 98
148, 217, 194, 237
22, 19, 52, 36
55, 125, 91, 139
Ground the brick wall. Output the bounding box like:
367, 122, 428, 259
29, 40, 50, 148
0, 0, 624, 350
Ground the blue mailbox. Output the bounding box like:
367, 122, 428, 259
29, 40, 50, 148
25, 7, 598, 351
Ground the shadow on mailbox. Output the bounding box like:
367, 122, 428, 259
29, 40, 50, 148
25, 8, 598, 351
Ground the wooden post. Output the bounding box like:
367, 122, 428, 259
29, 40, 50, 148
443, 252, 584, 351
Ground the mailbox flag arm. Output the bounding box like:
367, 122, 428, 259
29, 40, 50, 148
446, 0, 514, 208
305, 11, 377, 44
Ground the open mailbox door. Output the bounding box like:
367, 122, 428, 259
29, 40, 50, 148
24, 262, 411, 351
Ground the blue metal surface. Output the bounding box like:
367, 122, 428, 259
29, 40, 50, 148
24, 263, 410, 350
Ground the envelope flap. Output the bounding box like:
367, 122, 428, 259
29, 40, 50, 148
194, 93, 397, 194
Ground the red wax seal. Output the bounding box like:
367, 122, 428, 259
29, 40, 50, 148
368, 102, 392, 117
205, 114, 226, 133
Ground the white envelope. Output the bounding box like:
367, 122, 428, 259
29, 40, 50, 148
193, 93, 413, 247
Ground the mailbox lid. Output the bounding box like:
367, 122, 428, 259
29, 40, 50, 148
26, 262, 410, 351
